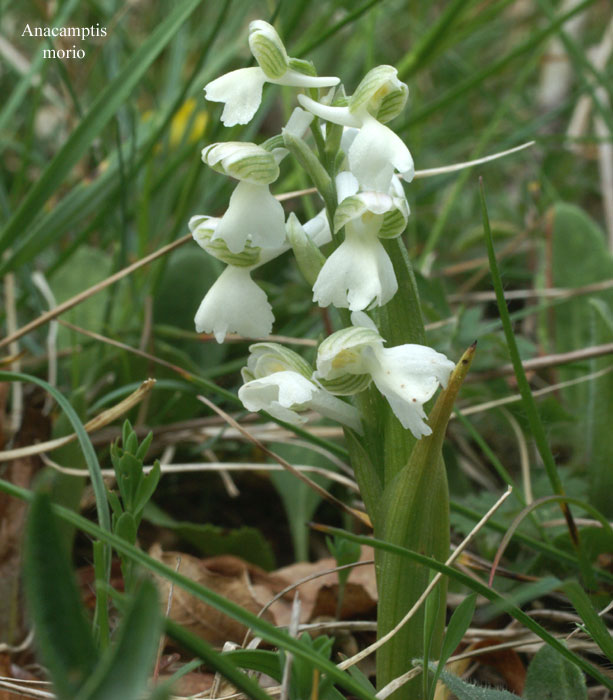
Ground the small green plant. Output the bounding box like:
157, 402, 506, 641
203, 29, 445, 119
108, 420, 161, 594
24, 491, 166, 700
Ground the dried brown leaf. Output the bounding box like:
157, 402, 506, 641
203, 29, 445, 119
149, 545, 288, 645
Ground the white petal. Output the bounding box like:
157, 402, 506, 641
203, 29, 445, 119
297, 95, 361, 128
204, 67, 267, 126
367, 344, 455, 437
194, 266, 273, 343
239, 371, 316, 424
350, 310, 379, 332
357, 191, 394, 215
214, 182, 286, 253
284, 107, 314, 139
273, 68, 340, 88
340, 127, 359, 157
349, 113, 414, 191
303, 208, 331, 246
336, 171, 360, 203
312, 224, 397, 311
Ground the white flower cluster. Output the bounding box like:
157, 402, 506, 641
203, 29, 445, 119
239, 315, 454, 439
190, 20, 455, 438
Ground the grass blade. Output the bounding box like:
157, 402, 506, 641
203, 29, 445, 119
76, 580, 162, 700
309, 524, 613, 693
479, 180, 582, 552
0, 0, 202, 255
0, 477, 377, 700
24, 492, 98, 699
0, 371, 110, 533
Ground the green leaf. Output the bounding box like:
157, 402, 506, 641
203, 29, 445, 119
224, 649, 282, 680
431, 594, 477, 697
375, 346, 475, 699
24, 492, 98, 700
523, 643, 587, 700
306, 524, 613, 693
165, 620, 274, 700
282, 130, 335, 211
115, 512, 138, 546
0, 372, 110, 534
563, 580, 613, 662
76, 579, 162, 700
434, 666, 521, 699
286, 212, 326, 286
549, 204, 613, 516
7, 475, 611, 697
133, 461, 162, 518
480, 184, 592, 584
269, 442, 333, 561
0, 0, 202, 255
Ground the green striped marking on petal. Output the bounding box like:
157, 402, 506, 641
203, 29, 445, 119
249, 21, 289, 80
248, 342, 314, 379
376, 83, 408, 123
378, 206, 407, 239
349, 65, 401, 115
317, 326, 383, 379
334, 195, 369, 232
319, 372, 372, 396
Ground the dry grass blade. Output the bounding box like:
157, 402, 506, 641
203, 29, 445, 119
448, 277, 613, 302
470, 342, 613, 381
411, 141, 535, 179
0, 378, 156, 461
196, 395, 371, 527
0, 234, 192, 350
250, 560, 375, 630
41, 457, 360, 492
458, 364, 613, 416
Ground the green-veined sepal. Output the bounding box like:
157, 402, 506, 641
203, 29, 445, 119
202, 142, 279, 185
316, 325, 383, 380
249, 21, 289, 80
349, 65, 407, 121
189, 216, 261, 267
318, 372, 372, 396
244, 342, 314, 382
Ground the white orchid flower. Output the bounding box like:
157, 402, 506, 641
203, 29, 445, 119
200, 108, 315, 254
190, 211, 331, 343
204, 21, 340, 127
316, 312, 455, 438
312, 172, 409, 311
297, 66, 413, 192
194, 265, 274, 343
201, 142, 286, 253
238, 343, 362, 431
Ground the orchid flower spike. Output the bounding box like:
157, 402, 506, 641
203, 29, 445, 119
312, 172, 409, 311
239, 343, 362, 432
315, 312, 455, 438
204, 20, 340, 126
298, 65, 414, 192
190, 210, 332, 343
